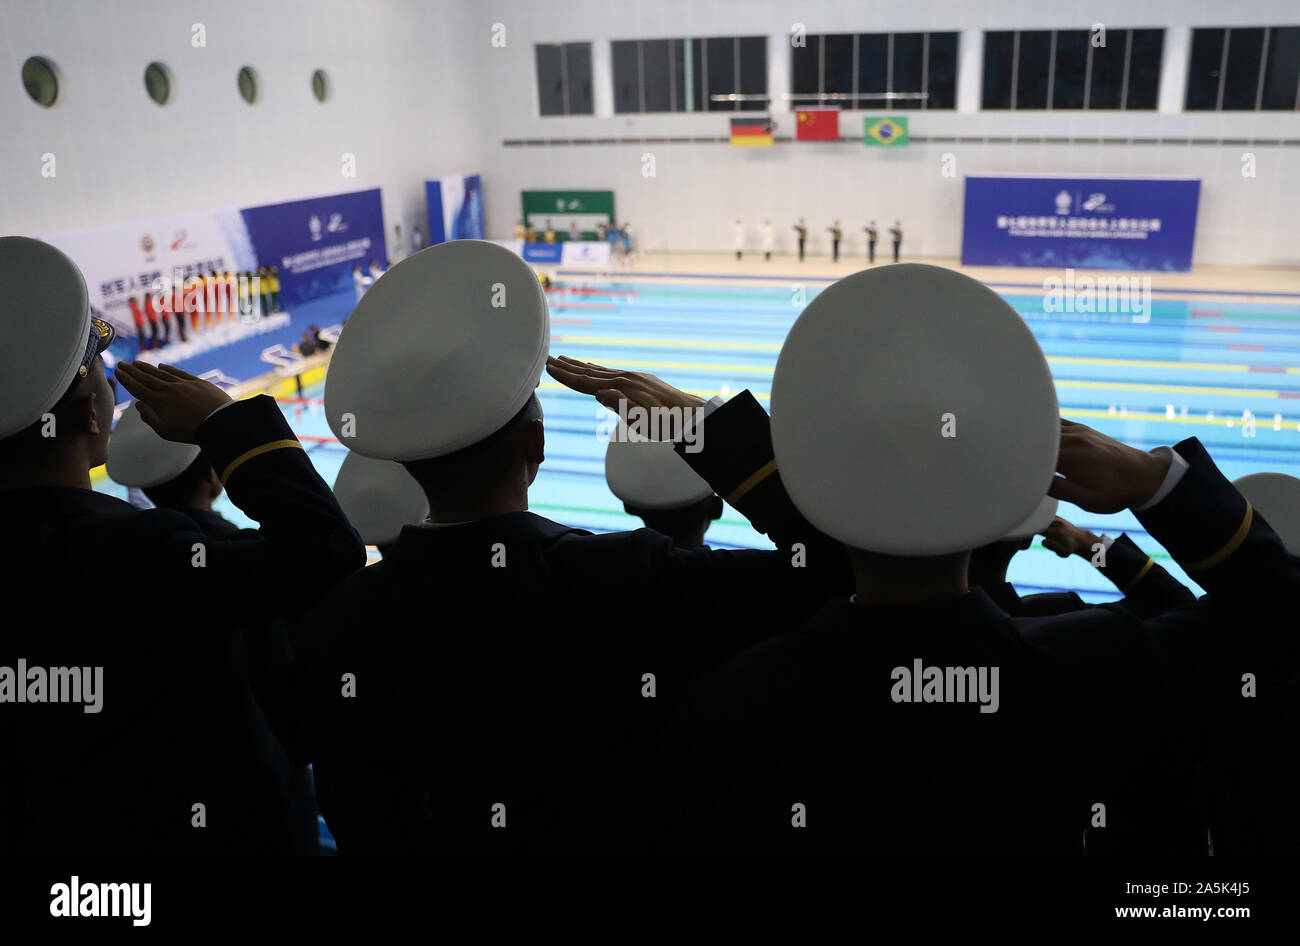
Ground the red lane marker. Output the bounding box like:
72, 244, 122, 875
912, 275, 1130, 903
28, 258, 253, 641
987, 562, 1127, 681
1191, 310, 1223, 317
297, 434, 340, 443
545, 287, 637, 296
1248, 364, 1285, 373
1228, 343, 1265, 350
277, 396, 325, 404
1280, 391, 1300, 399
551, 318, 591, 325
1207, 325, 1242, 333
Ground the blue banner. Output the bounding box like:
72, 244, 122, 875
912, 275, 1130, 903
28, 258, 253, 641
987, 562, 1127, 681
426, 174, 485, 245
521, 242, 563, 264
961, 176, 1200, 272
240, 187, 386, 306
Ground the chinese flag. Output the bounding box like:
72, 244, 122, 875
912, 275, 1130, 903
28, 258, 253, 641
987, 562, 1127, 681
796, 107, 839, 141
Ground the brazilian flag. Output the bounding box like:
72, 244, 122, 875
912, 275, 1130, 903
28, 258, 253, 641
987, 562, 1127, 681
864, 116, 908, 146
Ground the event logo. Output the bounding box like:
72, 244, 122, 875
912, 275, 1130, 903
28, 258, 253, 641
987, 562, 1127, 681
169, 229, 190, 251
310, 212, 347, 242
1082, 192, 1114, 213
140, 234, 155, 254
1054, 191, 1072, 214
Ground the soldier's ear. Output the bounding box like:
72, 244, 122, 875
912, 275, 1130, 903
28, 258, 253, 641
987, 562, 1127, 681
708, 495, 724, 521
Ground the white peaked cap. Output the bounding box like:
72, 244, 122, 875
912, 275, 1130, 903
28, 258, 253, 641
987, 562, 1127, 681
106, 403, 202, 488
0, 236, 114, 440
605, 427, 714, 511
324, 240, 549, 461
770, 263, 1060, 555
1232, 472, 1300, 554
333, 450, 430, 545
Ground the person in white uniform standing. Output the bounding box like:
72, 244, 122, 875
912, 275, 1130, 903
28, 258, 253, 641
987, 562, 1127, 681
733, 219, 745, 261
762, 220, 775, 262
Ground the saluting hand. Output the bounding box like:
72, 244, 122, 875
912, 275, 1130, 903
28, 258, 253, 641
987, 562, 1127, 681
1048, 418, 1170, 514
115, 361, 233, 444
1040, 515, 1100, 558
546, 355, 705, 413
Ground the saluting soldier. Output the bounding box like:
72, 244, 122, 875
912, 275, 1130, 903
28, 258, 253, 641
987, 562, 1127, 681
864, 220, 878, 264
605, 426, 723, 549
105, 403, 327, 854
890, 219, 903, 262
660, 263, 1300, 856
302, 239, 850, 854
793, 217, 808, 261
827, 220, 843, 262
0, 236, 366, 855
1202, 472, 1300, 854
968, 498, 1195, 620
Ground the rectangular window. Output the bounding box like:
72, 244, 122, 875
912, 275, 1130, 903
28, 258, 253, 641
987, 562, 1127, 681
891, 32, 926, 110
1015, 30, 1052, 109
985, 28, 1163, 111
926, 32, 959, 109
856, 33, 889, 109
616, 36, 764, 113
1187, 26, 1300, 111
1125, 29, 1164, 110
535, 42, 593, 116
823, 34, 854, 106
1222, 27, 1267, 110
794, 31, 957, 110
1051, 30, 1089, 109
982, 31, 1016, 109
1262, 27, 1300, 110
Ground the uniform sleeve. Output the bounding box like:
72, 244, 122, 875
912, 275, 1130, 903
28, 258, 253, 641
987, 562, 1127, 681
674, 389, 849, 588
130, 395, 366, 611
1119, 437, 1300, 709
1095, 533, 1196, 618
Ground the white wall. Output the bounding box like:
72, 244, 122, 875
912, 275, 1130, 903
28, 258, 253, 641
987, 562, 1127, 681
0, 0, 484, 245
469, 0, 1300, 267
1, 0, 1297, 268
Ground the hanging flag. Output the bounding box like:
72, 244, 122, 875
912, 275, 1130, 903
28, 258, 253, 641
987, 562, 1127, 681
795, 107, 840, 141
730, 115, 773, 147
864, 116, 909, 146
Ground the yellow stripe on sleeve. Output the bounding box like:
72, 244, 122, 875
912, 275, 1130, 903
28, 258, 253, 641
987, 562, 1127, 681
220, 439, 303, 486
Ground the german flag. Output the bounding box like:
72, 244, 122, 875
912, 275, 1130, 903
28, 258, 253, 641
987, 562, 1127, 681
730, 115, 773, 147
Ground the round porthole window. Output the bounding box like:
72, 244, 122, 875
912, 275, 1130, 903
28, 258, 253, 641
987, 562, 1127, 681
144, 62, 173, 105
22, 56, 60, 107
237, 66, 259, 104
311, 69, 330, 103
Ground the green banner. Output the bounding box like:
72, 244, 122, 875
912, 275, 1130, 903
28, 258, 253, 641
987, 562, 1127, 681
521, 191, 616, 240
863, 116, 909, 146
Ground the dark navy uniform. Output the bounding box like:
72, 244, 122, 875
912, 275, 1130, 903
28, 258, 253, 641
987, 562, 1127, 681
864, 225, 878, 263
660, 438, 1300, 854
793, 223, 808, 261
0, 396, 365, 854
176, 503, 321, 854
985, 533, 1196, 619
890, 224, 903, 262
300, 391, 851, 854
